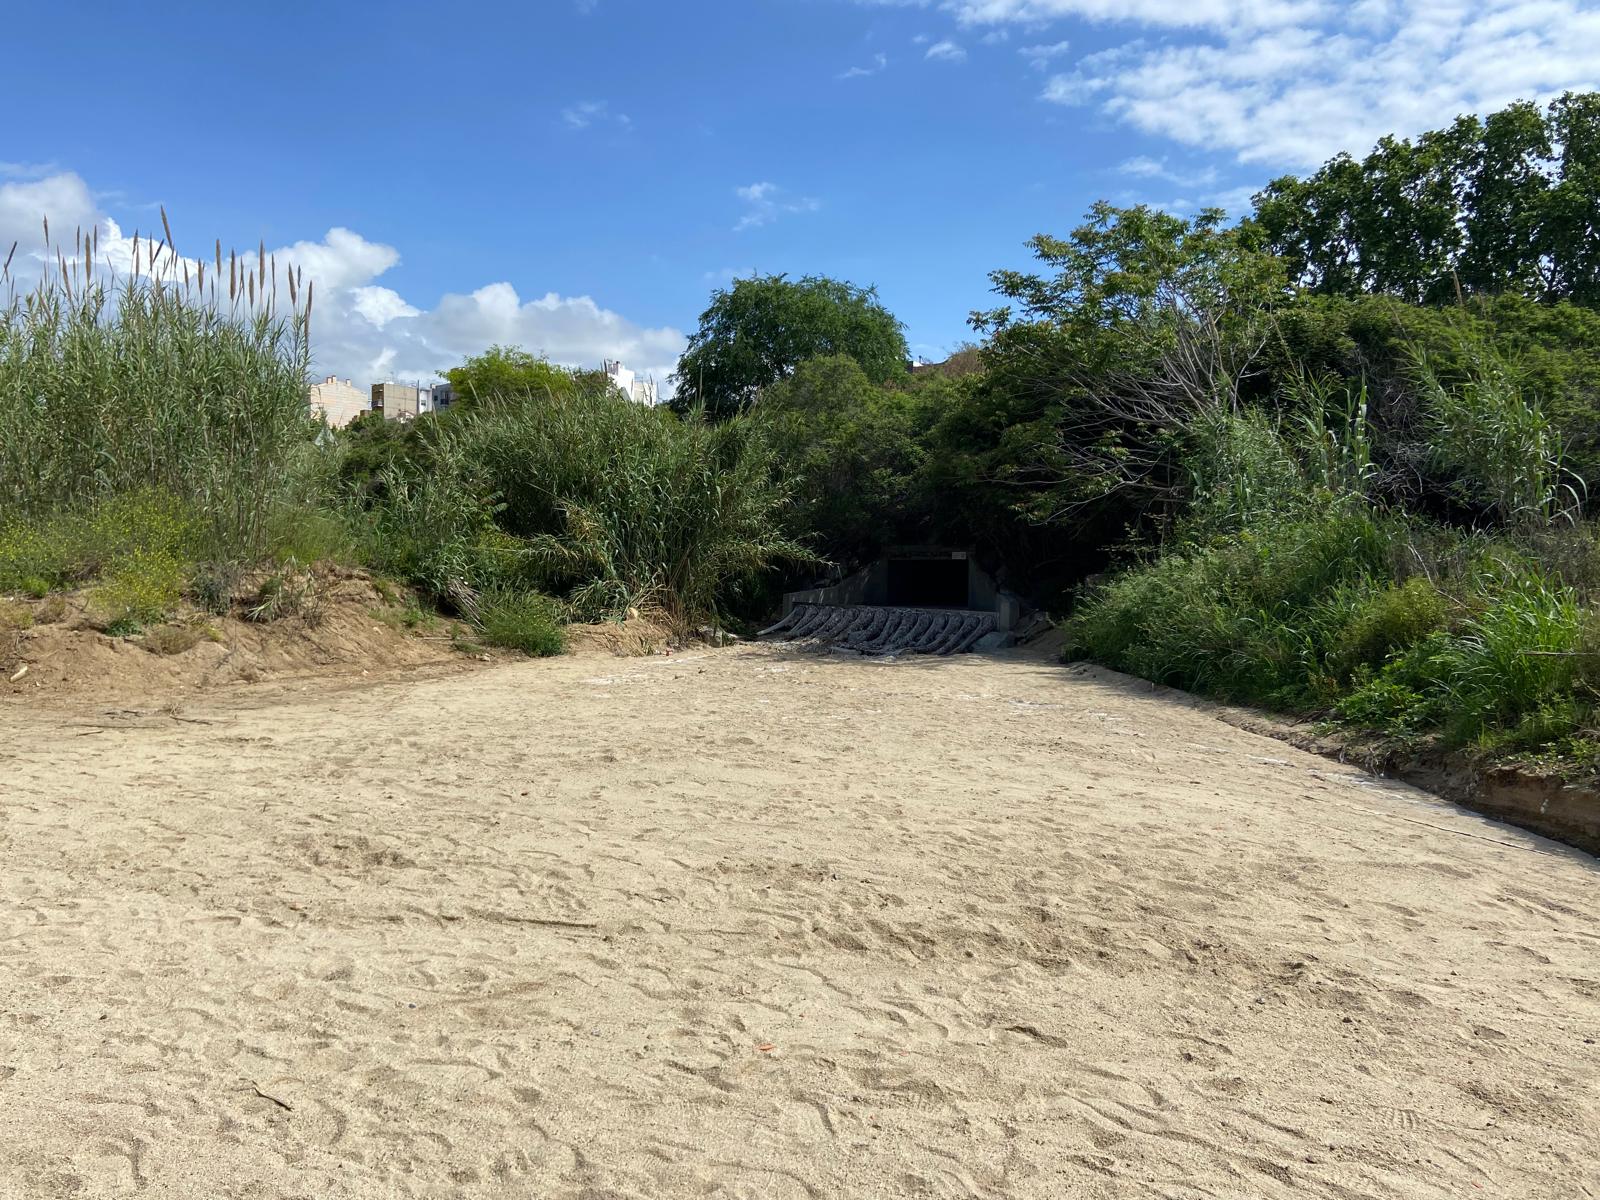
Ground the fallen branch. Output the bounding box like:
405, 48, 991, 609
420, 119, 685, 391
248, 1081, 293, 1112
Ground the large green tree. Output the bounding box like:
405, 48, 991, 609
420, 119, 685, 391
1250, 92, 1600, 306
969, 203, 1287, 521
759, 354, 939, 566
670, 274, 908, 419
445, 345, 605, 407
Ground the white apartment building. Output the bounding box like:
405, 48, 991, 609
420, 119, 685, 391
604, 360, 660, 406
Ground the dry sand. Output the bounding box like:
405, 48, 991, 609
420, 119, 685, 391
2, 642, 1598, 1198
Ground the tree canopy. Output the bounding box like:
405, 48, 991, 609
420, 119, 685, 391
1250, 92, 1600, 306
445, 345, 604, 407
670, 274, 908, 419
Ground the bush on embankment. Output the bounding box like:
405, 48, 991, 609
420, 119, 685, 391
346, 382, 813, 631
0, 240, 808, 652
1067, 512, 1600, 757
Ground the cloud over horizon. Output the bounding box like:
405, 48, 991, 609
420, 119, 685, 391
858, 0, 1600, 170
0, 171, 685, 391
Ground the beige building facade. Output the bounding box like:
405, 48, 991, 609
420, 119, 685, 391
371, 382, 422, 421
308, 376, 370, 428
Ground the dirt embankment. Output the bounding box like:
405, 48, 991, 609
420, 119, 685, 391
1, 573, 694, 709
0, 570, 463, 706
1211, 707, 1600, 856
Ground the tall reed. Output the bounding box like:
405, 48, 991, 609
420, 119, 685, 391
441, 385, 813, 623
0, 215, 315, 559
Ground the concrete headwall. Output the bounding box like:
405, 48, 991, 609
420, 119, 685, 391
783, 550, 1022, 630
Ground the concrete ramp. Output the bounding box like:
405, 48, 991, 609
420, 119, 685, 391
759, 603, 995, 655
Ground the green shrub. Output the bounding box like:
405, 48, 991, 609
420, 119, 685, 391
477, 589, 566, 657
1434, 574, 1581, 745
0, 491, 205, 594
0, 599, 32, 631
0, 519, 74, 592
1066, 512, 1392, 707
1182, 407, 1309, 541
353, 384, 812, 628
1335, 633, 1455, 735
352, 438, 498, 601
189, 561, 240, 616
1417, 337, 1578, 528
1331, 575, 1586, 748
90, 549, 184, 635
143, 620, 217, 656
1334, 674, 1431, 735
1333, 577, 1447, 675
244, 561, 323, 624
474, 388, 812, 622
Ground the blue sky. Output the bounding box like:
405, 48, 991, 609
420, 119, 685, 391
4, 0, 1599, 387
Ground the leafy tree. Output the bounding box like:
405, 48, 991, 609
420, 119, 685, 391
759, 355, 936, 566
979, 202, 1282, 346
1250, 92, 1600, 307
1545, 91, 1600, 304
671, 275, 908, 419
335, 409, 441, 503
971, 203, 1286, 519
1459, 102, 1552, 297
445, 345, 604, 407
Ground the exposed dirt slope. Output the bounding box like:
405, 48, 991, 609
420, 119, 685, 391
2, 646, 1597, 1198
0, 573, 461, 706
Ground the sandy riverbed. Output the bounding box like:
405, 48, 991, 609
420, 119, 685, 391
2, 642, 1597, 1198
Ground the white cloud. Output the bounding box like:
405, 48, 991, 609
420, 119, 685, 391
855, 0, 1600, 169
1205, 184, 1262, 220
0, 171, 685, 390
1031, 0, 1600, 167
948, 0, 1328, 30
703, 266, 756, 284
853, 0, 1322, 28
1019, 39, 1071, 69
0, 172, 98, 251
840, 52, 889, 78
1116, 155, 1218, 188
349, 286, 419, 329
561, 100, 631, 131
0, 161, 59, 182
734, 181, 821, 231
925, 39, 968, 62
276, 226, 400, 291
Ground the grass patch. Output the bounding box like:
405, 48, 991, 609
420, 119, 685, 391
143, 619, 220, 656
267, 504, 360, 566
369, 591, 440, 633
476, 589, 566, 657
0, 599, 34, 631
0, 491, 205, 594
0, 235, 315, 558
1068, 512, 1600, 756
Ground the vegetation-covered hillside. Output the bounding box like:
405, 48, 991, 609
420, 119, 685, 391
6, 93, 1600, 772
